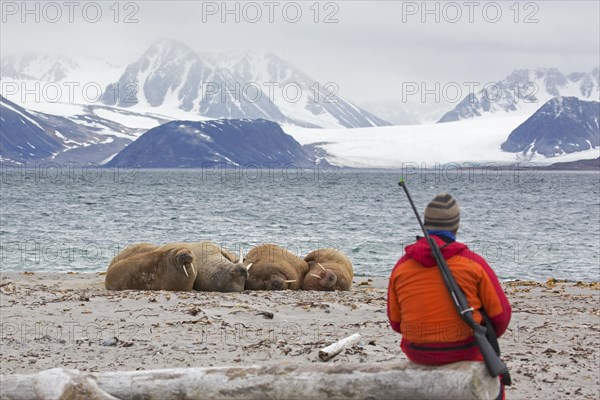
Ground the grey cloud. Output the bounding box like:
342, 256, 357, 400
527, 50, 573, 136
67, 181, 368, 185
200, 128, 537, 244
0, 0, 597, 102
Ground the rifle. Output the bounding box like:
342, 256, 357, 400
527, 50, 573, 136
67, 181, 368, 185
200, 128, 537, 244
398, 178, 511, 385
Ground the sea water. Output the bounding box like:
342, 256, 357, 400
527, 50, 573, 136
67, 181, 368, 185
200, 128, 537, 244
1, 166, 598, 281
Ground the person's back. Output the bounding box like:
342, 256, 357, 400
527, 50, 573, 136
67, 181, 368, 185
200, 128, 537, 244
387, 193, 511, 395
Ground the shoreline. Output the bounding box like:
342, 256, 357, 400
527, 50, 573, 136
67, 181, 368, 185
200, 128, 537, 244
2, 271, 600, 285
1, 164, 599, 171
1, 272, 599, 399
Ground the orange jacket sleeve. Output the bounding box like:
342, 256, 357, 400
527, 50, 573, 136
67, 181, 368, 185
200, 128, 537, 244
465, 249, 512, 337
387, 256, 407, 333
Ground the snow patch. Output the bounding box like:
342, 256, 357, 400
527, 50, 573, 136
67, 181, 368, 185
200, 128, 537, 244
1, 100, 44, 130
92, 108, 160, 130
284, 115, 599, 168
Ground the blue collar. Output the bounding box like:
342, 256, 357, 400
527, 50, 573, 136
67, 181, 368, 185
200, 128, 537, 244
427, 230, 456, 242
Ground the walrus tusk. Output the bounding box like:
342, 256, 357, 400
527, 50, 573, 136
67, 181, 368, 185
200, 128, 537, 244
239, 248, 243, 263
310, 274, 321, 279
246, 263, 253, 271
190, 263, 196, 275
284, 280, 296, 283
318, 263, 326, 271
182, 265, 189, 277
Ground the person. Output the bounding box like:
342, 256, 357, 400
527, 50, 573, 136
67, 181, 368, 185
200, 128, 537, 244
387, 192, 511, 399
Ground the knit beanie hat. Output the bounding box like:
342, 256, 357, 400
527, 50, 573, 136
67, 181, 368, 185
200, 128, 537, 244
424, 192, 460, 232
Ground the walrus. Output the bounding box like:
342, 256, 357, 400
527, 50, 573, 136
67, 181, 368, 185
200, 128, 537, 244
301, 248, 353, 291
105, 246, 196, 291
108, 243, 157, 269
156, 242, 250, 292
243, 244, 309, 290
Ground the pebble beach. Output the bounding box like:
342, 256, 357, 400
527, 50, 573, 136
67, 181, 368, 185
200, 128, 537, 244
0, 273, 598, 399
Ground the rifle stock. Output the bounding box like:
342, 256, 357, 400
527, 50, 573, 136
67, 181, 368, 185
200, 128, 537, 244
473, 327, 508, 377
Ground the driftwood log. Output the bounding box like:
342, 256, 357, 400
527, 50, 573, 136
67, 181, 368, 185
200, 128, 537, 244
0, 368, 116, 400
0, 362, 500, 400
319, 333, 362, 361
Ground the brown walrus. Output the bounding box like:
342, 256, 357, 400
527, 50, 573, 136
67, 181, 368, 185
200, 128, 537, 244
243, 244, 309, 290
156, 242, 249, 292
301, 248, 353, 291
105, 246, 196, 291
108, 243, 157, 269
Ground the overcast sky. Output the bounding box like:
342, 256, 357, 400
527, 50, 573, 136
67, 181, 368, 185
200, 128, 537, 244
1, 0, 599, 103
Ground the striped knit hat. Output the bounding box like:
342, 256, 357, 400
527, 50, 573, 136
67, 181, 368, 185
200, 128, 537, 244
424, 193, 460, 232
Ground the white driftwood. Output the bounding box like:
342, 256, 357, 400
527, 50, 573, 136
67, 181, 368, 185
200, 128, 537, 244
0, 362, 500, 400
0, 368, 117, 400
319, 333, 362, 361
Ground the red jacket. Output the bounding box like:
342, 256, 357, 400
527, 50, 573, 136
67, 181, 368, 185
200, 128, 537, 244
387, 236, 511, 365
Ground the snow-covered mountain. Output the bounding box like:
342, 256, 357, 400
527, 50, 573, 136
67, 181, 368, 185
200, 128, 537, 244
0, 95, 165, 164
0, 53, 123, 91
358, 99, 449, 125
0, 53, 79, 81
501, 97, 600, 157
0, 95, 63, 162
101, 40, 288, 124
2, 44, 598, 167
438, 68, 600, 123
283, 113, 600, 168
220, 50, 389, 128
106, 119, 317, 168
3, 94, 598, 168
101, 39, 389, 128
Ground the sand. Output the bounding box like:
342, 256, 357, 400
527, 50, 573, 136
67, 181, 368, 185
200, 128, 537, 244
0, 273, 598, 399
